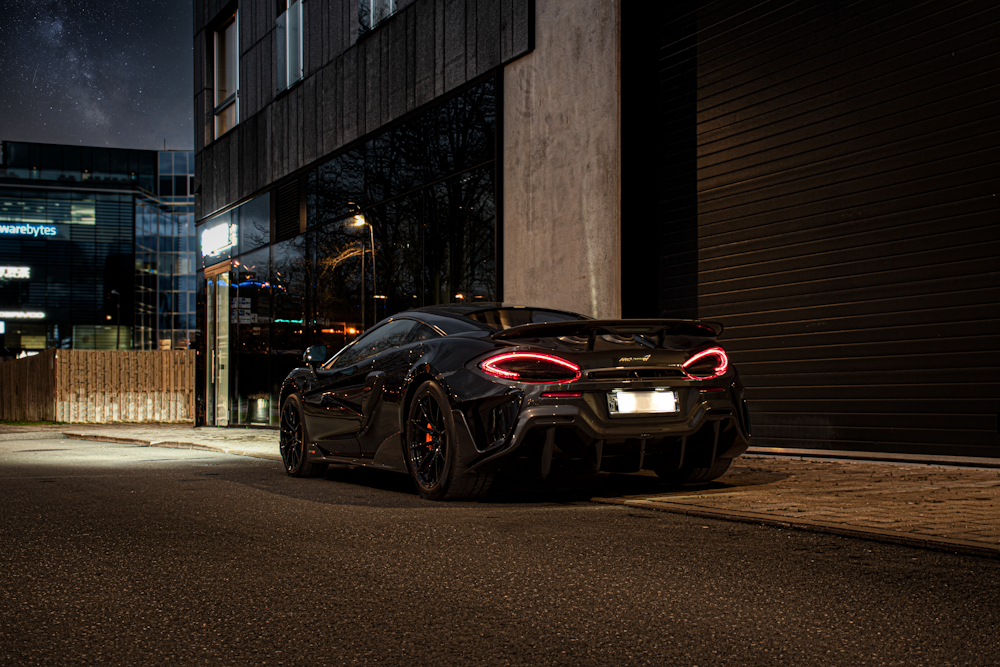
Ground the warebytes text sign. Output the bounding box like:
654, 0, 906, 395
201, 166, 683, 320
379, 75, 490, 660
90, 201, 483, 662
0, 223, 59, 238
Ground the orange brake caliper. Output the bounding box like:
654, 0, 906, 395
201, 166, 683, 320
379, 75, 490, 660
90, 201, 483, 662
425, 424, 433, 446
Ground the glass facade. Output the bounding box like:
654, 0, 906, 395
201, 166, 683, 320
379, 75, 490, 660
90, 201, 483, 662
135, 151, 196, 350
197, 75, 498, 426
0, 142, 196, 354
0, 142, 156, 192
0, 185, 135, 350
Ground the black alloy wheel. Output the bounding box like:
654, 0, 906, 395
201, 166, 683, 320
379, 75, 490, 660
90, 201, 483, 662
405, 380, 493, 501
279, 394, 327, 478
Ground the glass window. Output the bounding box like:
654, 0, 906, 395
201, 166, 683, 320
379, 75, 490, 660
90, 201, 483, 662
159, 152, 173, 175
238, 192, 270, 253
174, 152, 189, 175
109, 150, 128, 177
307, 149, 364, 227
199, 210, 236, 269
214, 12, 239, 138
359, 0, 395, 34
464, 308, 583, 330
408, 322, 441, 343
422, 166, 496, 305
360, 192, 422, 319
174, 175, 188, 197
330, 318, 414, 368
308, 221, 363, 353
270, 235, 309, 355
232, 246, 271, 423
276, 1, 303, 94
216, 17, 237, 102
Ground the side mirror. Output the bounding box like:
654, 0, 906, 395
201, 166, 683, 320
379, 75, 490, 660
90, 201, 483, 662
303, 345, 327, 367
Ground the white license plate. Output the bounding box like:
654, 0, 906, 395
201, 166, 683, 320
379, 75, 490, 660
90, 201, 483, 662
607, 390, 677, 415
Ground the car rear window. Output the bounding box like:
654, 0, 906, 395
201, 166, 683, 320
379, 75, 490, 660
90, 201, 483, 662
464, 307, 584, 331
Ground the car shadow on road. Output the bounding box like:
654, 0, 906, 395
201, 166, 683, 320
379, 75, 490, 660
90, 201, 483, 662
249, 460, 793, 508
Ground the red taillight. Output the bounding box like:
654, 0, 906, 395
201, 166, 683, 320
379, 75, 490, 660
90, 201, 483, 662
480, 352, 581, 384
683, 346, 729, 379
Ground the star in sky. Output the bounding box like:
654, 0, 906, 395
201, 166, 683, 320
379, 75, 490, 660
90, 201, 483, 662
0, 0, 194, 150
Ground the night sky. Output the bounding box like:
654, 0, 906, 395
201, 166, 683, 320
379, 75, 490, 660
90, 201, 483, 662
1, 0, 194, 151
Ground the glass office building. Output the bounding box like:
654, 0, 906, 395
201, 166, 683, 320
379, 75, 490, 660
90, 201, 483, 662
197, 76, 498, 426
135, 152, 197, 350
0, 141, 195, 353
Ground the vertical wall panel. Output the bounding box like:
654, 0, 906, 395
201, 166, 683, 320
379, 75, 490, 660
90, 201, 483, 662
465, 0, 478, 78
500, 0, 513, 62
388, 13, 406, 121
444, 0, 466, 92
434, 0, 446, 97
343, 46, 359, 144
415, 0, 436, 105
476, 0, 500, 76
405, 6, 417, 111
304, 73, 317, 165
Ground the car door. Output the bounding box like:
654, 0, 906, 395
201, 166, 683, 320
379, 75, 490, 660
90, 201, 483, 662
301, 320, 416, 455
356, 321, 441, 457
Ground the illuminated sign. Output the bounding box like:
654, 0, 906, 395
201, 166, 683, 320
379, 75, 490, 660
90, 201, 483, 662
0, 321, 4, 334
0, 223, 58, 238
201, 222, 238, 257
0, 266, 30, 279
0, 311, 45, 319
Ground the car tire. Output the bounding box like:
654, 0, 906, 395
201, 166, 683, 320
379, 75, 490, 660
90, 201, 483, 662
655, 457, 732, 485
404, 380, 493, 501
279, 394, 328, 478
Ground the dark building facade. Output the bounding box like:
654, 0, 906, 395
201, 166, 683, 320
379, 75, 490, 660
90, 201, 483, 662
195, 0, 998, 459
0, 141, 195, 353
193, 0, 529, 426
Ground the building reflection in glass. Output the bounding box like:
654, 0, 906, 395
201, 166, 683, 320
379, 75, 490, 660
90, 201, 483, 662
199, 75, 498, 426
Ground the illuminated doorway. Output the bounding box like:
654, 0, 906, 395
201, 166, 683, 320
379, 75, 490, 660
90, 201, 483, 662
205, 262, 232, 426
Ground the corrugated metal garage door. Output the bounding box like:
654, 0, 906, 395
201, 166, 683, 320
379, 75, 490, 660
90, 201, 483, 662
639, 1, 999, 457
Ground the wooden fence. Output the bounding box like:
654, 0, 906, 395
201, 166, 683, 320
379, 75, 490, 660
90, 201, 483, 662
0, 349, 196, 423
0, 350, 57, 422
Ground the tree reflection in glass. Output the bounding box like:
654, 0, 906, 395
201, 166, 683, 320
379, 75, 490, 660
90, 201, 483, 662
303, 75, 498, 338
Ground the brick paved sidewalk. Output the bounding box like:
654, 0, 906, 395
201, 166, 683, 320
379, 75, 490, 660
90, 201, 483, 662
596, 456, 1000, 558
2, 423, 997, 557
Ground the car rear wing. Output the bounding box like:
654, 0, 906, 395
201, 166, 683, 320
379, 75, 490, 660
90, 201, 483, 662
491, 319, 723, 350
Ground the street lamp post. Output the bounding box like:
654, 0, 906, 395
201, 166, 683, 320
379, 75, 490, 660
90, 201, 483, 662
110, 290, 121, 349
351, 215, 377, 327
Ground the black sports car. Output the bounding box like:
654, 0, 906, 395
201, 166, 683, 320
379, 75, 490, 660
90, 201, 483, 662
278, 304, 751, 500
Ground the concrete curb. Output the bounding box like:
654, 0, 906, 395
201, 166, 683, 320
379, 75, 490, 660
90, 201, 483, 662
591, 497, 1000, 560
62, 432, 283, 462
0, 431, 69, 442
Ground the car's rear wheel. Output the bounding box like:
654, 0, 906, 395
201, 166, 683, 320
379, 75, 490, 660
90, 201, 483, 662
655, 457, 732, 485
280, 394, 327, 478
405, 380, 492, 501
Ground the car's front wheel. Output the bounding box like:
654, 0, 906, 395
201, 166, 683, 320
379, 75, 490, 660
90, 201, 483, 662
404, 380, 492, 501
279, 394, 327, 478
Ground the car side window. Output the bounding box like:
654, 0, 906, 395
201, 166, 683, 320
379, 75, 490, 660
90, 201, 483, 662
330, 319, 416, 368
407, 322, 441, 343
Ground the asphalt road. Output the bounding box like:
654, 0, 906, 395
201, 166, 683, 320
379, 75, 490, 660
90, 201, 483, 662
2, 439, 998, 667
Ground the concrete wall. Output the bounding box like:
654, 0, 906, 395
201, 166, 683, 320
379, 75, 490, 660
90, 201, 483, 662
503, 0, 621, 319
